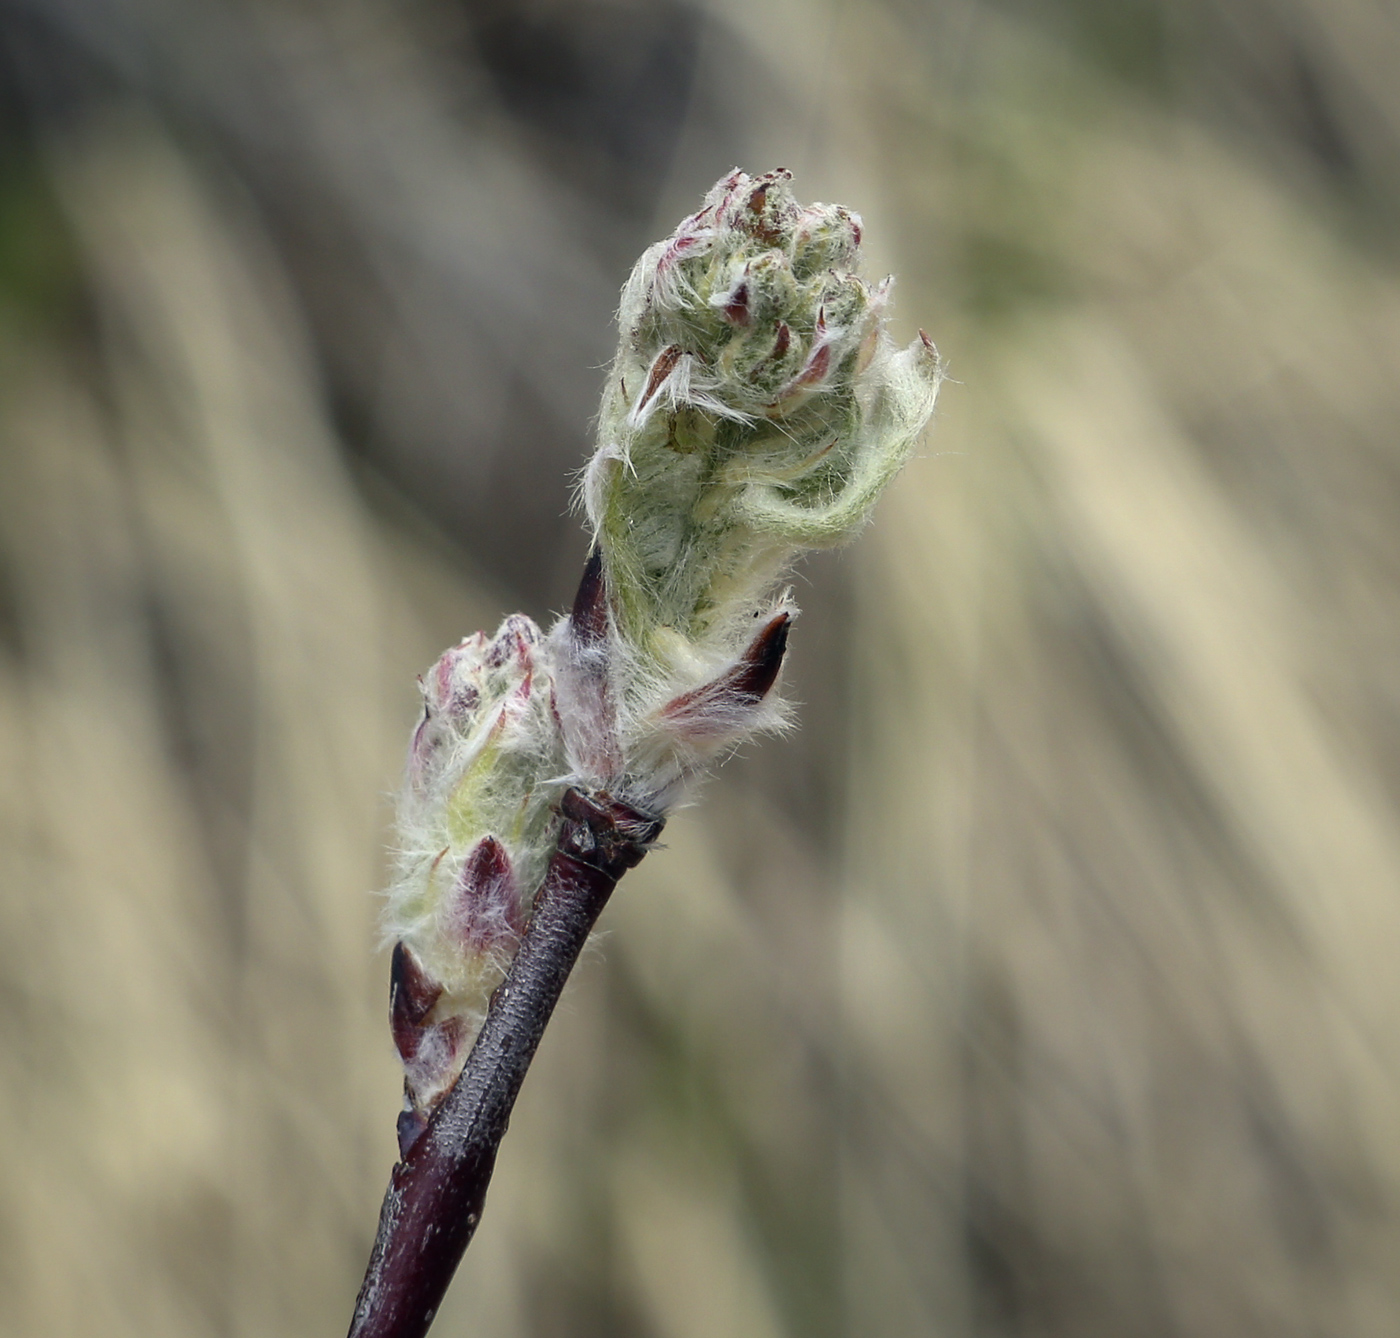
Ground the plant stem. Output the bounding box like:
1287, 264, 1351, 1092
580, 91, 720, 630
347, 787, 663, 1338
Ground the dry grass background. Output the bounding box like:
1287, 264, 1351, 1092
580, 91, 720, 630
3, 0, 1400, 1334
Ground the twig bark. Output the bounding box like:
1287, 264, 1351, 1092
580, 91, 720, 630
346, 787, 663, 1338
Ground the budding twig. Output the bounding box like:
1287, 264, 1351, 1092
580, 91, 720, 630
347, 168, 940, 1336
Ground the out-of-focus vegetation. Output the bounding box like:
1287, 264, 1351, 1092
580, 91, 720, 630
3, 0, 1400, 1334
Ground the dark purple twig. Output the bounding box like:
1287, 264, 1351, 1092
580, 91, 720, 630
347, 787, 663, 1338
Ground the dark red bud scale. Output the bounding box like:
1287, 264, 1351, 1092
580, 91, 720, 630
659, 611, 791, 738
461, 834, 518, 923
722, 281, 752, 326
568, 548, 609, 651
792, 341, 832, 390
391, 942, 443, 1063
637, 344, 683, 412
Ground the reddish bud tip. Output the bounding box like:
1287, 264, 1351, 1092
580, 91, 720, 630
390, 942, 443, 1062
659, 611, 791, 736
791, 341, 832, 391
722, 281, 751, 326
396, 1105, 428, 1158
728, 610, 791, 704
450, 836, 521, 946
569, 548, 609, 650
637, 343, 684, 412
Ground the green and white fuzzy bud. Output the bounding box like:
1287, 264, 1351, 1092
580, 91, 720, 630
380, 170, 940, 1148
571, 167, 943, 807
384, 614, 566, 1146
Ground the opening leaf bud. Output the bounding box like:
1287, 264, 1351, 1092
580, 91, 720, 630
385, 615, 566, 1135
569, 168, 942, 807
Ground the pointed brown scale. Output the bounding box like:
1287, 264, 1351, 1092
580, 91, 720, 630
748, 322, 790, 386
569, 547, 609, 650
459, 834, 514, 901
448, 835, 521, 948
396, 1104, 429, 1159
722, 280, 751, 327
637, 343, 683, 412
793, 340, 832, 389
564, 546, 622, 778
725, 609, 791, 704
659, 611, 791, 737
390, 942, 443, 1064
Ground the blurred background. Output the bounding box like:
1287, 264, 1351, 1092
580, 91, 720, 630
3, 0, 1400, 1334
